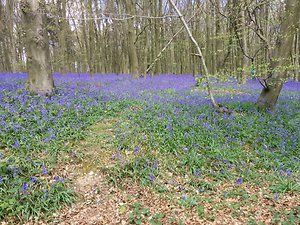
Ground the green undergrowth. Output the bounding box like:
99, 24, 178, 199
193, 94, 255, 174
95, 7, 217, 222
0, 82, 137, 222
1, 79, 299, 223
108, 86, 300, 222
111, 96, 299, 188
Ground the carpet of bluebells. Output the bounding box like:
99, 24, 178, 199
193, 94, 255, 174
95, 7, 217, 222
0, 72, 299, 221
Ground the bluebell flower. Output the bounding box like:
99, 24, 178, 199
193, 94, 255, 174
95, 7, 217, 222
11, 142, 19, 149
195, 169, 202, 178
43, 188, 49, 198
30, 176, 36, 184
41, 164, 48, 175
286, 169, 292, 176
235, 178, 243, 185
22, 182, 28, 193
150, 174, 155, 181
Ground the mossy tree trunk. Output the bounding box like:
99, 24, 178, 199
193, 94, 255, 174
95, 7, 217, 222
21, 0, 54, 95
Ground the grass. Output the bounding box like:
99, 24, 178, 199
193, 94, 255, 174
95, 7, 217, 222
0, 73, 299, 223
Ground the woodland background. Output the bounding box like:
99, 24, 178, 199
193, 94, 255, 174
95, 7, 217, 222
1, 0, 299, 82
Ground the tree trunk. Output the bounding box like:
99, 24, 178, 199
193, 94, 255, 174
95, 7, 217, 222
88, 0, 96, 75
7, 0, 16, 72
205, 2, 212, 74
257, 0, 300, 109
81, 0, 89, 73
124, 0, 139, 78
215, 0, 222, 76
240, 9, 248, 83
257, 82, 283, 109
21, 0, 54, 95
293, 29, 299, 80
231, 0, 248, 83
58, 0, 68, 74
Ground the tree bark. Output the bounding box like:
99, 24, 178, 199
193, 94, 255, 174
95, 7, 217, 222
240, 9, 249, 83
293, 29, 299, 80
21, 0, 54, 95
231, 0, 248, 83
124, 0, 139, 78
257, 0, 300, 109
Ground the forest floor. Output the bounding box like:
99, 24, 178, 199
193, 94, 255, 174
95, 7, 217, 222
1, 75, 299, 225
50, 118, 299, 225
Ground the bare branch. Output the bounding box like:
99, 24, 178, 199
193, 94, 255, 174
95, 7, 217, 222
168, 0, 218, 109
145, 9, 200, 75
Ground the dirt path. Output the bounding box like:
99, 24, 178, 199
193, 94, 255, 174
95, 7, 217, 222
53, 119, 225, 225
51, 119, 299, 225
53, 119, 189, 225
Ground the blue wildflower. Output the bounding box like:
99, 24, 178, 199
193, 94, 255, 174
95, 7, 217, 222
30, 176, 36, 184
235, 178, 243, 185
286, 169, 292, 176
41, 164, 48, 175
43, 188, 49, 198
150, 174, 155, 181
12, 142, 19, 149
22, 182, 28, 193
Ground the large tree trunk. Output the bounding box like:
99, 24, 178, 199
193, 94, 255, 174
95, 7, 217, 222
292, 29, 299, 81
0, 0, 15, 72
7, 0, 16, 72
21, 0, 54, 95
257, 0, 300, 109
